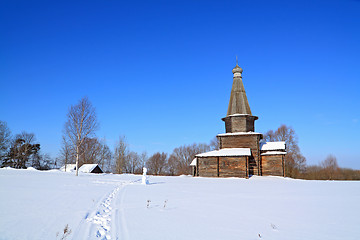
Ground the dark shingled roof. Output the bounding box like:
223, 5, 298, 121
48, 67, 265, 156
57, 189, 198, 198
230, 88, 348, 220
227, 64, 252, 116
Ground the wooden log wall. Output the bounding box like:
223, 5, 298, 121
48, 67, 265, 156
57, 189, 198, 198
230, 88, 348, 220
197, 156, 248, 178
219, 156, 247, 178
218, 134, 262, 175
223, 115, 257, 133
261, 155, 284, 176
197, 157, 218, 177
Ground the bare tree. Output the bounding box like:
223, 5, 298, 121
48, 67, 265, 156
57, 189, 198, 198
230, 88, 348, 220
169, 143, 210, 175
0, 121, 12, 162
127, 151, 140, 174
64, 97, 99, 176
146, 152, 167, 175
321, 154, 339, 180
114, 136, 128, 174
209, 136, 219, 150
59, 136, 75, 171
98, 139, 112, 172
166, 154, 178, 176
32, 153, 54, 170
78, 137, 101, 165
264, 124, 306, 178
137, 151, 148, 174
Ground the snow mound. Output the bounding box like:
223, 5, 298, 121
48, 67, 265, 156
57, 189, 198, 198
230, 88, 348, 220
26, 167, 38, 171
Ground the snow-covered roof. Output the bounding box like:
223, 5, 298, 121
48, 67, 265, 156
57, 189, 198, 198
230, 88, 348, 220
196, 148, 251, 157
261, 151, 287, 156
227, 113, 251, 117
260, 141, 286, 151
190, 158, 197, 166
59, 164, 76, 172
79, 164, 102, 173
217, 132, 262, 137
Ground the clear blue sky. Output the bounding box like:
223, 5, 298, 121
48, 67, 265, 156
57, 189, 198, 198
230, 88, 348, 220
1, 0, 359, 168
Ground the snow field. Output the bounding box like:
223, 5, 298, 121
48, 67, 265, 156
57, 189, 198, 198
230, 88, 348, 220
0, 169, 360, 240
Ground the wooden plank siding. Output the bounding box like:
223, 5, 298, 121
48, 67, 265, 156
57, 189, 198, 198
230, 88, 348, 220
261, 155, 285, 176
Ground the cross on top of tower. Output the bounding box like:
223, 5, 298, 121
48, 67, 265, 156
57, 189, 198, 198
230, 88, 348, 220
232, 56, 243, 74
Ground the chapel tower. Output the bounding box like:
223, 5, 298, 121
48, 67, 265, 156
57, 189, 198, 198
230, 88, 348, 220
222, 63, 258, 133
217, 63, 263, 175
192, 61, 286, 178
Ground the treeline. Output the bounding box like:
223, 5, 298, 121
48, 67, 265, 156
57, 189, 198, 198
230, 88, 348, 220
0, 118, 217, 175
138, 141, 217, 176
265, 125, 360, 181
302, 155, 360, 180
59, 134, 218, 175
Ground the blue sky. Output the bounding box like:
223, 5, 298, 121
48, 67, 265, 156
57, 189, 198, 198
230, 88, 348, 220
1, 0, 359, 168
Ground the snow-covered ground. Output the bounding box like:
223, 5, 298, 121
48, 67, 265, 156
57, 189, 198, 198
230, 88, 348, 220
0, 168, 359, 240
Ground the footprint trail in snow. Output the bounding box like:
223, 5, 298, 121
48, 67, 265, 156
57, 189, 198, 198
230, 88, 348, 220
86, 185, 121, 240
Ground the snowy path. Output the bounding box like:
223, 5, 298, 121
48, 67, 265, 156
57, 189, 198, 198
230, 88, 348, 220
72, 180, 136, 240
113, 184, 130, 240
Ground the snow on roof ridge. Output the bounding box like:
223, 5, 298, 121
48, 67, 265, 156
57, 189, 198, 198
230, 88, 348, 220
196, 148, 251, 157
227, 113, 251, 117
260, 141, 286, 151
217, 132, 262, 136
261, 151, 287, 155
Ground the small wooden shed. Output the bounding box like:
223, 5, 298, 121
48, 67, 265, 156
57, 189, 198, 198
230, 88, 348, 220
78, 164, 104, 174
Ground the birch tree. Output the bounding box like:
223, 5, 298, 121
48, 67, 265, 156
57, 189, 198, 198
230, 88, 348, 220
64, 97, 99, 176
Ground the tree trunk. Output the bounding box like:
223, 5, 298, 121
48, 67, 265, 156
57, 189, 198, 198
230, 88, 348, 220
76, 145, 79, 176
